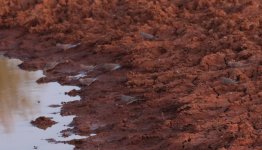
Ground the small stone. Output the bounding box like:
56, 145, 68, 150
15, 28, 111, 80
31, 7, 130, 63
79, 78, 97, 86
44, 61, 59, 70
140, 32, 156, 40
227, 60, 247, 68
220, 77, 238, 84
56, 43, 81, 50
79, 64, 95, 71
95, 63, 121, 72
120, 95, 140, 104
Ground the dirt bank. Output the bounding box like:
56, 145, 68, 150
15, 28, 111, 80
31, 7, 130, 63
0, 0, 262, 150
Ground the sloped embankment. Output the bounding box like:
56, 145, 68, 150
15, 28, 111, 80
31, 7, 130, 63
0, 0, 262, 149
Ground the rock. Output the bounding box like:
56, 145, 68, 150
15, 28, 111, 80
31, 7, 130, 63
79, 64, 95, 71
79, 77, 97, 86
220, 77, 238, 85
56, 43, 81, 50
95, 63, 121, 72
120, 95, 140, 104
140, 32, 156, 40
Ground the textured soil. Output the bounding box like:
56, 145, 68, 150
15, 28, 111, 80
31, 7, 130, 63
31, 116, 57, 130
0, 0, 262, 150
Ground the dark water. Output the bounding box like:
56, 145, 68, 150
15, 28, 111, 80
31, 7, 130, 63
0, 56, 86, 150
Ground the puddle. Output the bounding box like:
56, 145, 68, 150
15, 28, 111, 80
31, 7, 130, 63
0, 56, 85, 150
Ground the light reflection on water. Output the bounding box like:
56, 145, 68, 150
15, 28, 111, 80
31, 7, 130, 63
0, 57, 39, 133
0, 56, 85, 150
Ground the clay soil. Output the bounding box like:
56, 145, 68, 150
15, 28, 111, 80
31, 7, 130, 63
31, 116, 57, 130
0, 0, 262, 150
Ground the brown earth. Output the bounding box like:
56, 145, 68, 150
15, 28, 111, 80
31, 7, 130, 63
31, 116, 57, 130
0, 0, 262, 150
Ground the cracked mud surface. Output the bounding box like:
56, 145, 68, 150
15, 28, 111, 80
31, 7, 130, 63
0, 0, 262, 149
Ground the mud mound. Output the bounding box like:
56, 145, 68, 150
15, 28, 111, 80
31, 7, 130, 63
0, 0, 262, 149
31, 116, 57, 130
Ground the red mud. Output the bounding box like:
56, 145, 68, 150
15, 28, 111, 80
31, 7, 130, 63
31, 116, 57, 130
0, 0, 262, 150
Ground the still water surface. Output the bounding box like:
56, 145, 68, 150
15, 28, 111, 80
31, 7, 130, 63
0, 56, 84, 150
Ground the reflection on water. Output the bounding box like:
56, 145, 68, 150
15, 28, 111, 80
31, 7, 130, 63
0, 57, 38, 133
0, 56, 85, 150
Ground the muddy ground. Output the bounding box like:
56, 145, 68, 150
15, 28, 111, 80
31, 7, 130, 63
0, 0, 262, 150
31, 116, 57, 130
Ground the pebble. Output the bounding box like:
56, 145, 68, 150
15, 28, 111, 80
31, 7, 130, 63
220, 77, 238, 84
79, 78, 97, 86
95, 63, 121, 71
140, 32, 156, 40
120, 95, 140, 104
56, 43, 81, 50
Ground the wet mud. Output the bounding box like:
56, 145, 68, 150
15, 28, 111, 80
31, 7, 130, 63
31, 116, 57, 130
0, 56, 84, 150
0, 0, 262, 150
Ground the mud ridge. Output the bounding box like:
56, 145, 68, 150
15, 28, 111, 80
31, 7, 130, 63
0, 0, 262, 150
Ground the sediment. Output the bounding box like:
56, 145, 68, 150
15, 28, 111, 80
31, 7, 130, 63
0, 0, 262, 150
